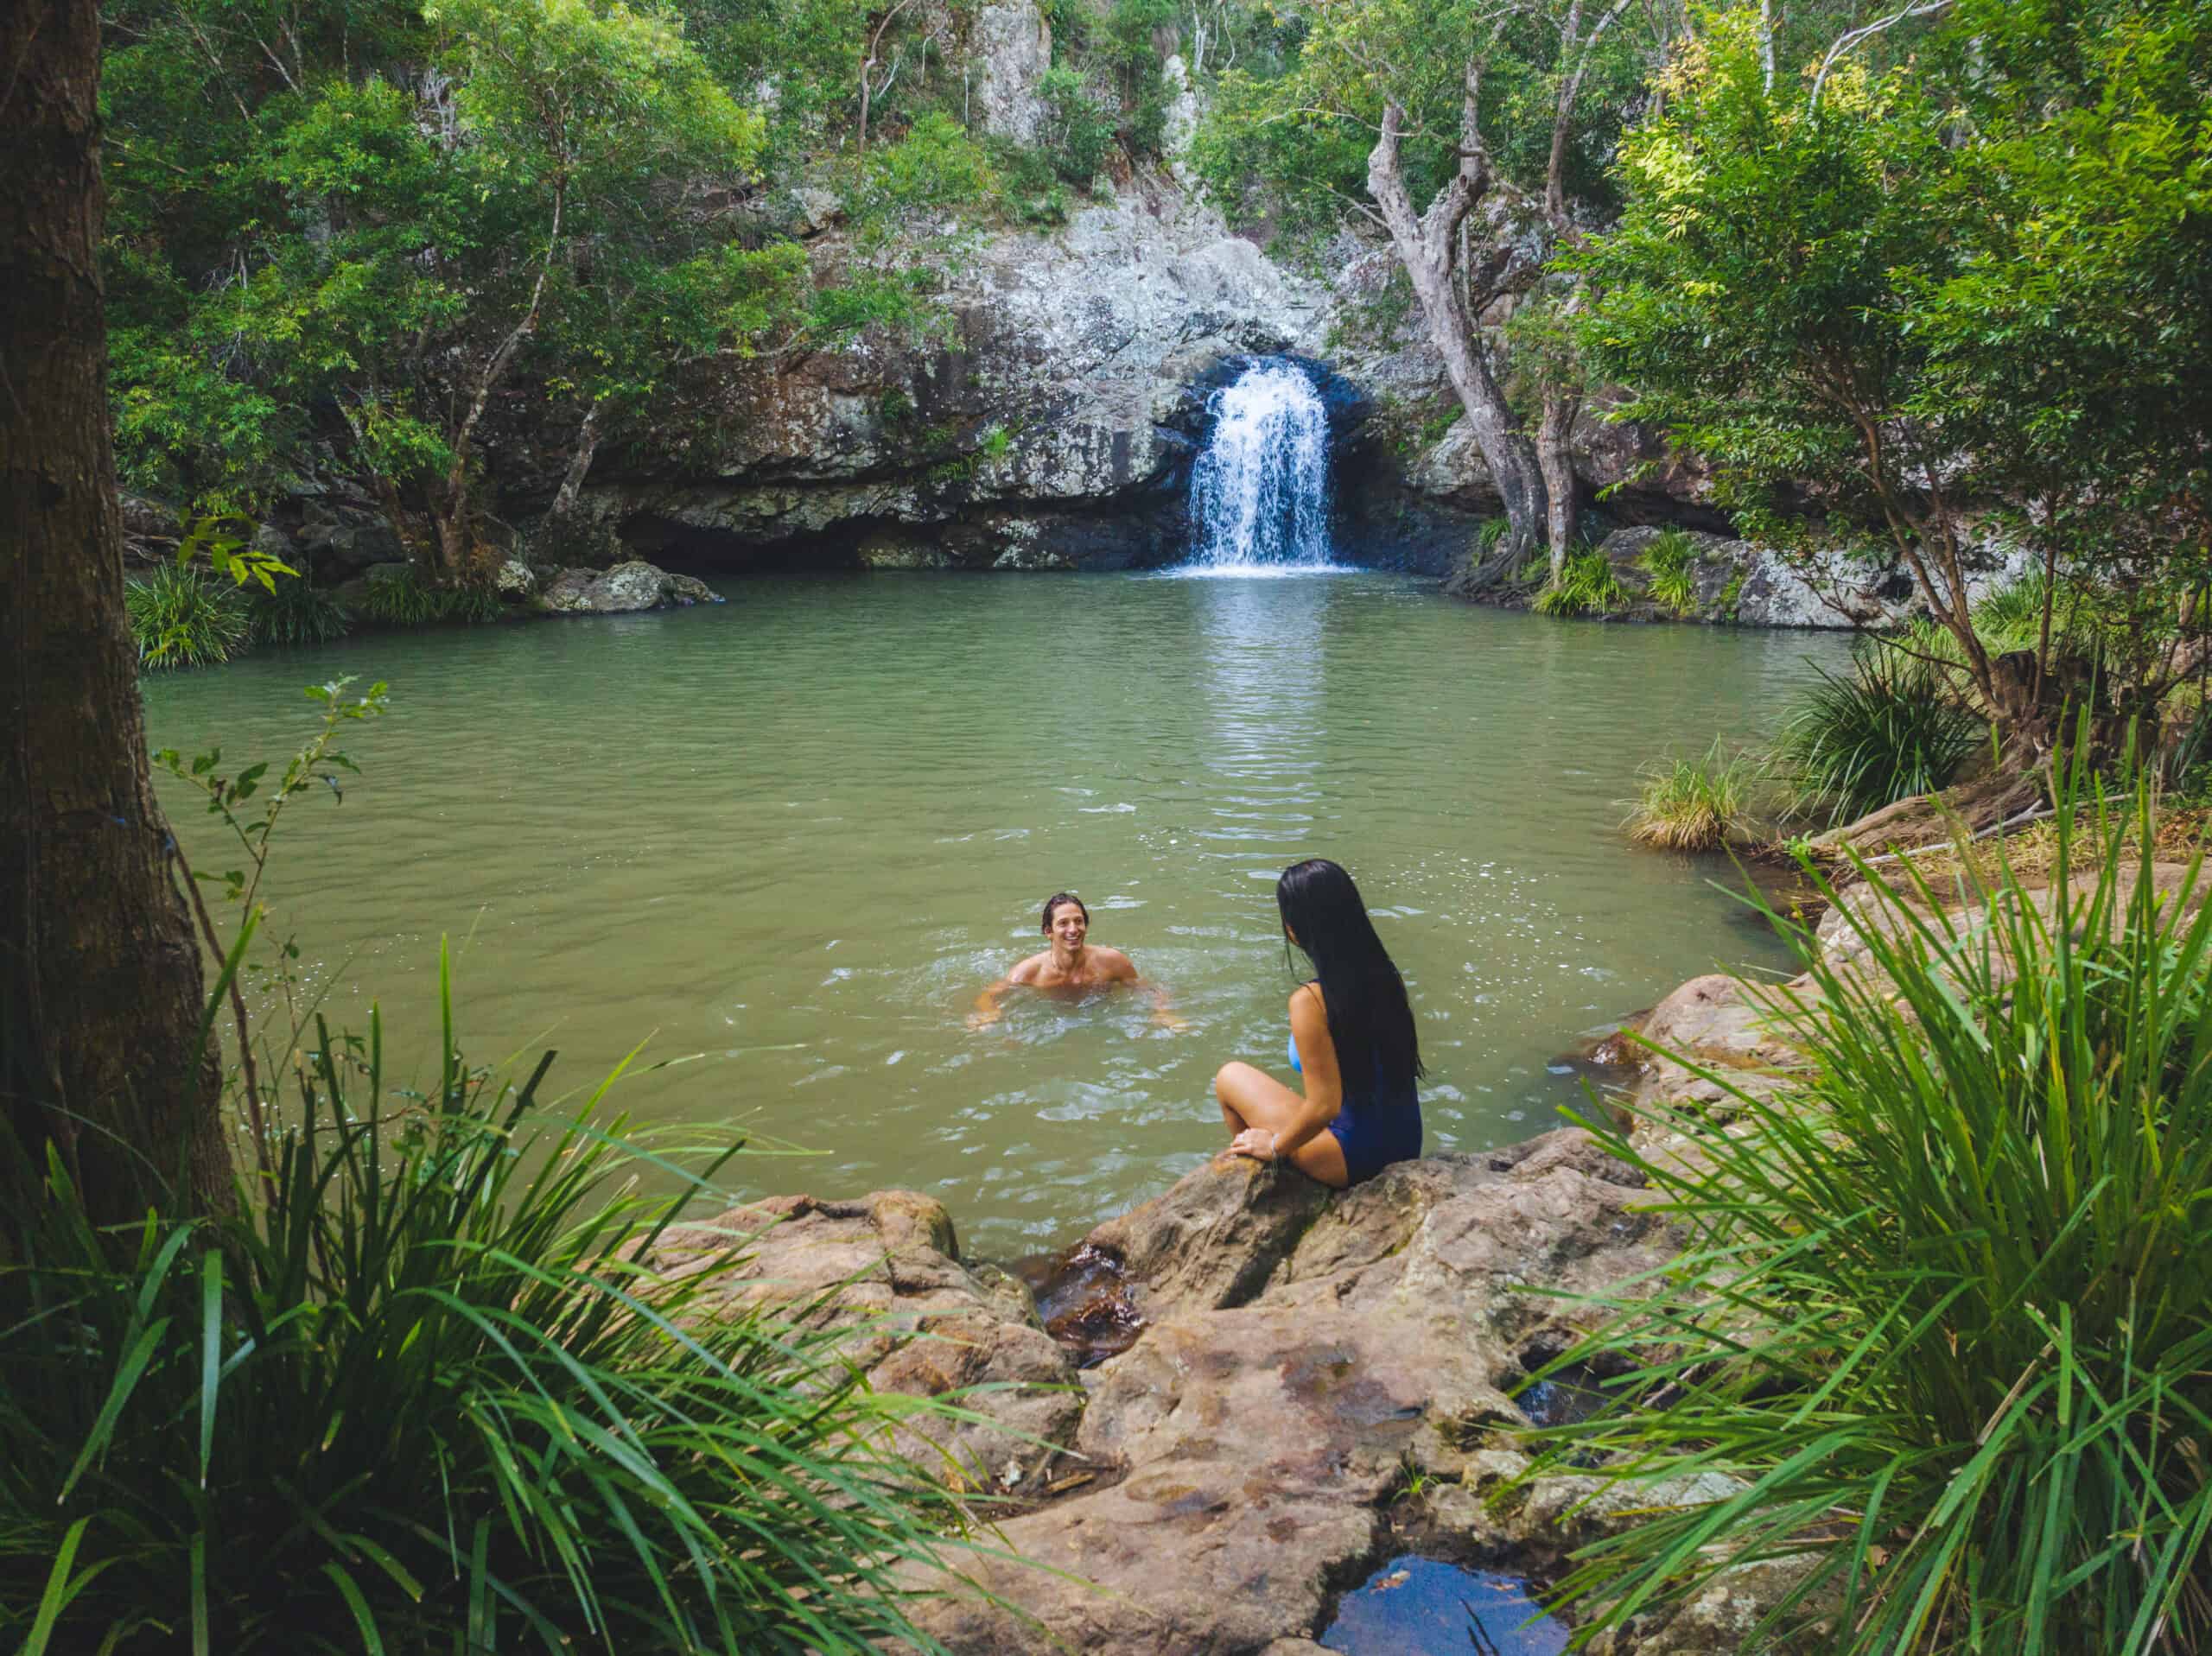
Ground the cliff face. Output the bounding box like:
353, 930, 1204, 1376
554, 174, 1338, 574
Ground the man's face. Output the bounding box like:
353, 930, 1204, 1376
1046, 901, 1088, 951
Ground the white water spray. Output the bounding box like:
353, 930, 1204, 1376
1186, 360, 1336, 571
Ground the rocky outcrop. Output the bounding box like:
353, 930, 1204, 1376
534, 559, 721, 615
971, 0, 1052, 143
569, 178, 1328, 574
652, 1133, 1813, 1651
639, 1189, 1084, 1498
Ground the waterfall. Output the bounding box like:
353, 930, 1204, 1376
1185, 360, 1338, 572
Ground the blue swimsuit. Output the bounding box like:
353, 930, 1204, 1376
1287, 1030, 1422, 1184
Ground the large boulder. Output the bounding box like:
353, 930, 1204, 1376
639, 1190, 1084, 1498
907, 1133, 1680, 1652
536, 559, 721, 614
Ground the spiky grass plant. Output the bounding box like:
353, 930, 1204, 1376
1637, 529, 1700, 616
1772, 638, 1986, 824
444, 581, 505, 625
126, 564, 250, 669
360, 564, 445, 626
1529, 748, 2212, 1654
1624, 742, 1756, 850
1534, 549, 1630, 618
247, 574, 353, 646
0, 953, 988, 1654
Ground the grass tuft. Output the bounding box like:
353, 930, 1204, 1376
1534, 549, 1630, 618
126, 564, 250, 669
248, 574, 353, 646
1637, 529, 1700, 616
0, 956, 987, 1653
1527, 742, 2212, 1654
1772, 637, 1985, 823
1624, 741, 1757, 850
360, 564, 445, 625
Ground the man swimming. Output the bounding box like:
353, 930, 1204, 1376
969, 891, 1184, 1029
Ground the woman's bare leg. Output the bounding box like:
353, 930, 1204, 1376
1212, 1063, 1351, 1187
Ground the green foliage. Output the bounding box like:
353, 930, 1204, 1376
1773, 639, 1986, 824
1039, 65, 1116, 185
1624, 742, 1756, 851
0, 961, 984, 1653
248, 576, 353, 648
1637, 530, 1700, 616
105, 0, 768, 524
359, 567, 504, 628
1530, 753, 2212, 1653
445, 584, 506, 626
1567, 2, 2212, 719
1533, 549, 1628, 618
125, 564, 249, 670
360, 566, 446, 628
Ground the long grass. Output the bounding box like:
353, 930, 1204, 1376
1637, 528, 1700, 616
0, 951, 988, 1653
1527, 747, 2212, 1653
1772, 637, 1986, 823
248, 574, 354, 646
1624, 742, 1757, 850
126, 564, 249, 669
1534, 549, 1630, 618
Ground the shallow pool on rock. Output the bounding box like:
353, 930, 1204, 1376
143, 570, 1845, 1252
1322, 1555, 1568, 1654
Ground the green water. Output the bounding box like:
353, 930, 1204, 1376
143, 572, 1844, 1255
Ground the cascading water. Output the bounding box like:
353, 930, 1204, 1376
1186, 359, 1338, 572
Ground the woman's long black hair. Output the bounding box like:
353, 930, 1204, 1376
1275, 858, 1422, 1096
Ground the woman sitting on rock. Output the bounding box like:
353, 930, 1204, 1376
1214, 858, 1422, 1187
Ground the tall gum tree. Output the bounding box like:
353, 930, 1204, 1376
2, 0, 229, 1221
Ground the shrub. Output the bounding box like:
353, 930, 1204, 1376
1529, 754, 2212, 1654
1624, 742, 1756, 851
1637, 529, 1700, 616
359, 564, 444, 626
0, 961, 985, 1653
1533, 549, 1629, 618
444, 582, 505, 625
1771, 638, 1985, 823
1039, 65, 1115, 185
247, 573, 353, 646
125, 563, 250, 669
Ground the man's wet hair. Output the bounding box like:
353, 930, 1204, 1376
1041, 892, 1089, 933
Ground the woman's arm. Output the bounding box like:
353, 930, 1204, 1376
1232, 986, 1341, 1158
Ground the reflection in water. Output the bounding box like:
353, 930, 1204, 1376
142, 574, 1845, 1254
1194, 574, 1329, 898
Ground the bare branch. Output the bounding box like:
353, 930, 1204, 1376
1810, 0, 1953, 109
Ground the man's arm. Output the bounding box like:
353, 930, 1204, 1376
969, 955, 1040, 1028
1103, 949, 1187, 1031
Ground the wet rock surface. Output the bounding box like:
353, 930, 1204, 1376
903, 1138, 1681, 1653
652, 1133, 1813, 1652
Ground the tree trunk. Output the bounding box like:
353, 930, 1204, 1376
1537, 390, 1582, 581
0, 0, 230, 1222
1366, 86, 1548, 583
551, 402, 604, 516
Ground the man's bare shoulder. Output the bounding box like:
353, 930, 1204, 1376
1092, 946, 1139, 980
1007, 952, 1051, 983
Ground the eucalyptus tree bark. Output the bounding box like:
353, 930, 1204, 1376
1, 0, 230, 1221
1366, 70, 1548, 577
1536, 391, 1582, 583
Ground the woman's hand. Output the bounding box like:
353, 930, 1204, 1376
1230, 1127, 1277, 1161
